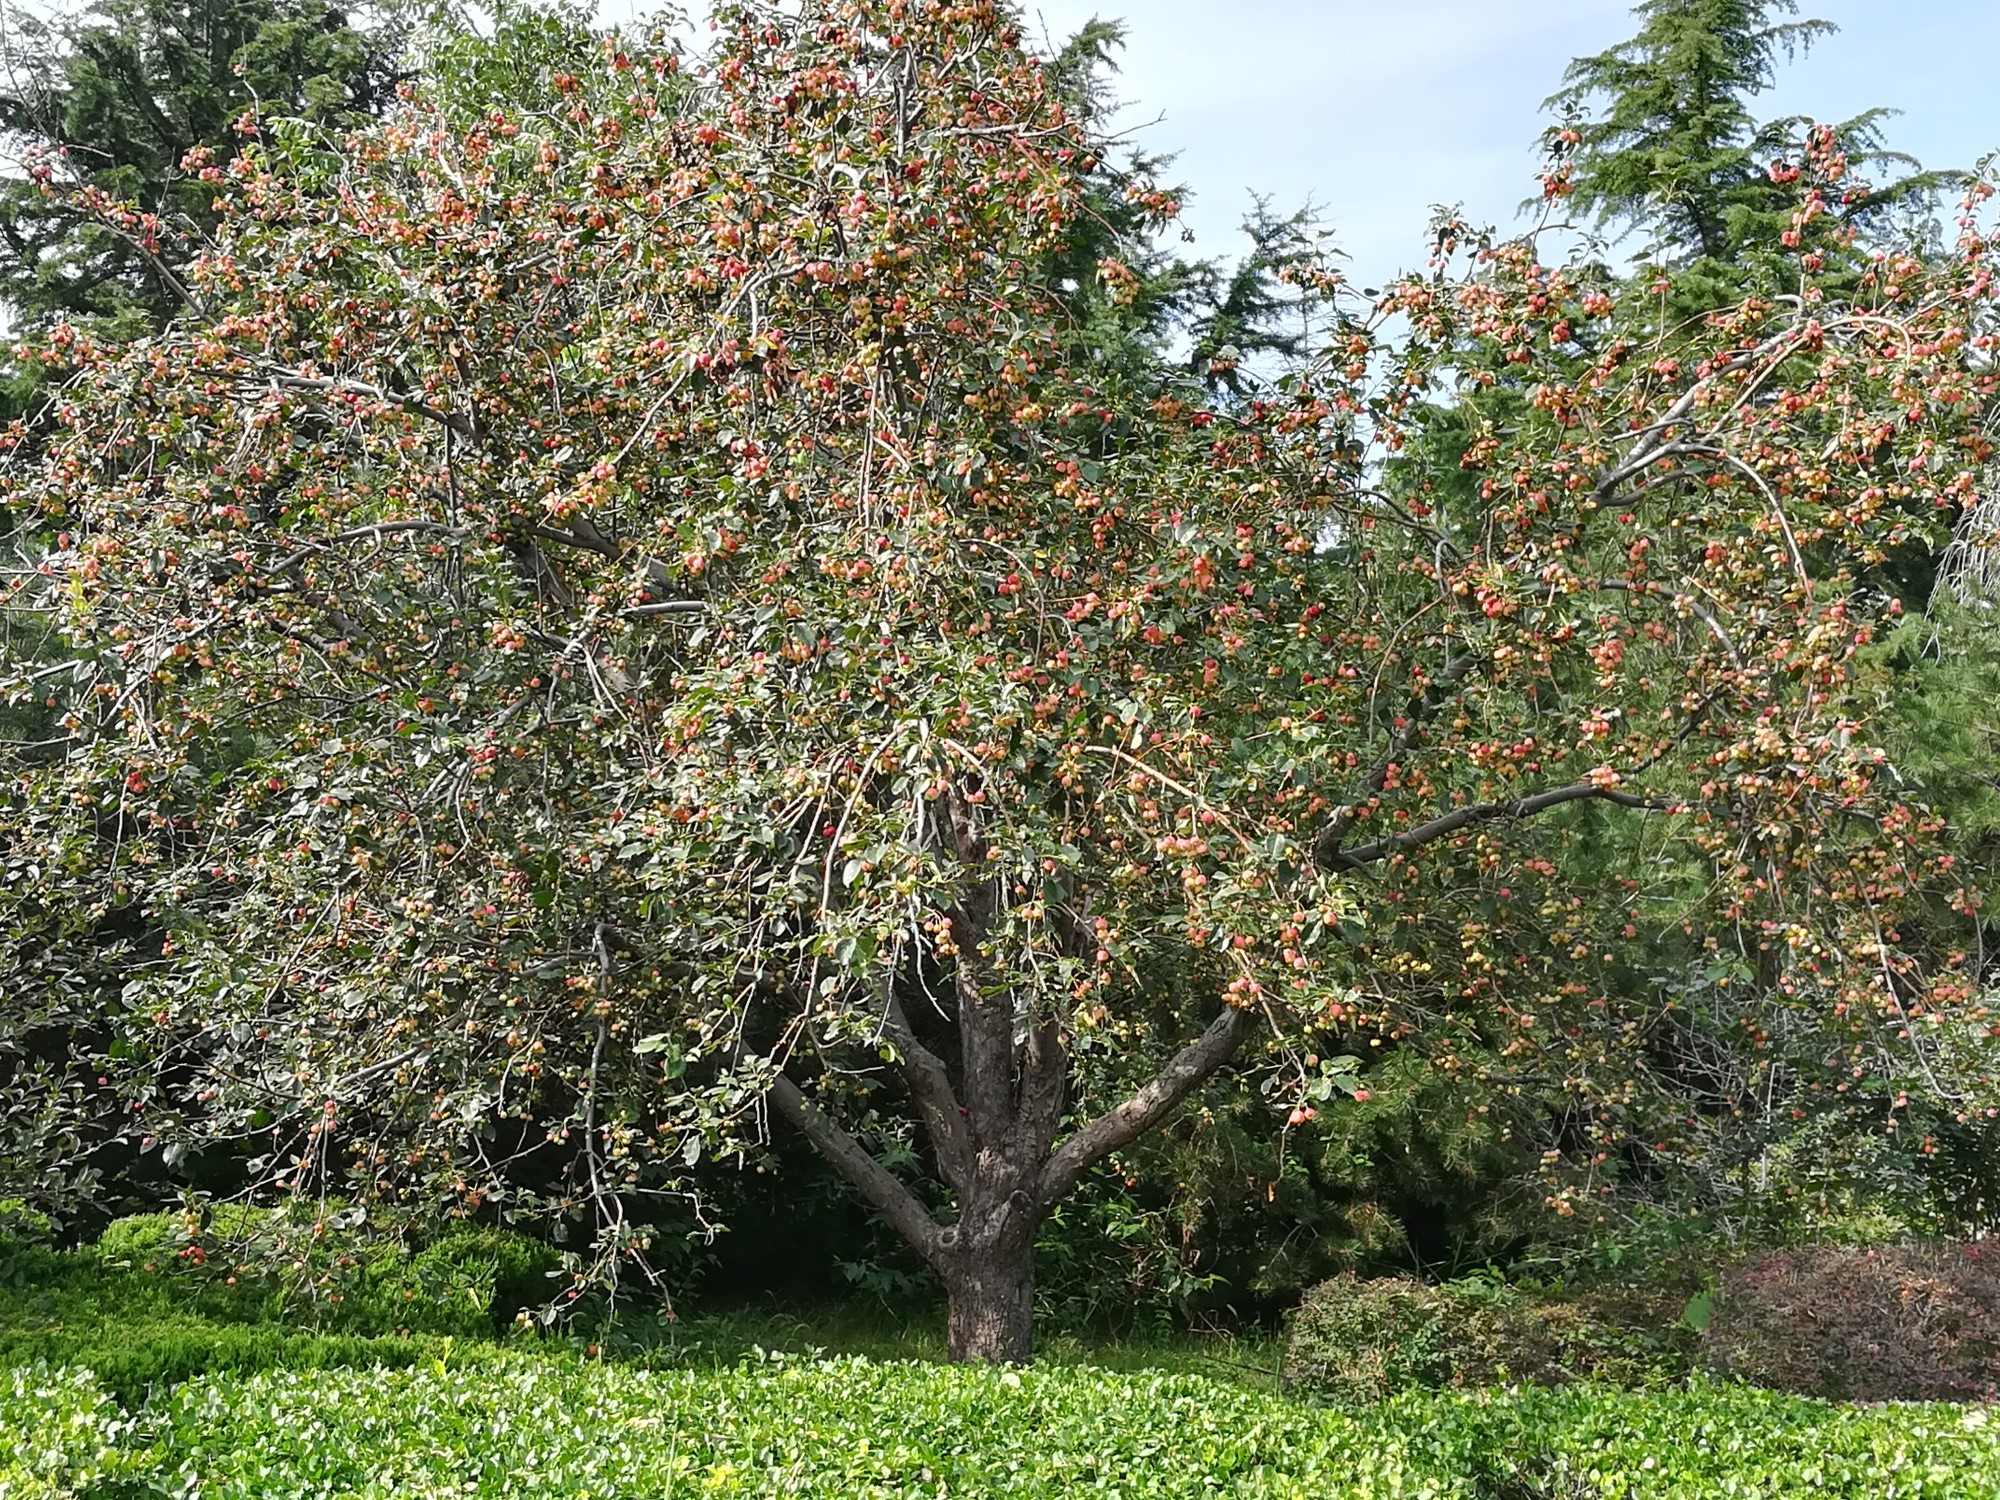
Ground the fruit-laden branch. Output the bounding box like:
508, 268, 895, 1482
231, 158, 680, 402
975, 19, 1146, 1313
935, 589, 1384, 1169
1035, 1003, 1258, 1209
1314, 651, 1478, 866
1320, 781, 1670, 873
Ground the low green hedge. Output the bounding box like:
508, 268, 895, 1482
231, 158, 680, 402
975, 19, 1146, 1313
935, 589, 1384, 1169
0, 1212, 567, 1403
30, 1355, 1433, 1500
1282, 1273, 1696, 1403
86, 1209, 565, 1340
12, 1354, 2000, 1499
0, 1314, 451, 1406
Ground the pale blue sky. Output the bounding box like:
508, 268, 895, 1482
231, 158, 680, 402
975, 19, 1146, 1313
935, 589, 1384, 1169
601, 1, 2000, 291
1012, 0, 2000, 288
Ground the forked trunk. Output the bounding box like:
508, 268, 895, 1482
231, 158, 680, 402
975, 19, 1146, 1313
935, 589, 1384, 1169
943, 1238, 1035, 1364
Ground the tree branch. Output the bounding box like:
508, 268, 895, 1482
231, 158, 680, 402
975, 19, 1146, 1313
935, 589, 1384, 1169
881, 992, 976, 1193
1012, 1012, 1066, 1165
1594, 578, 1744, 671
619, 600, 708, 619
1322, 780, 1671, 872
1037, 1004, 1257, 1209
756, 1059, 946, 1269
262, 369, 476, 438
1313, 652, 1477, 867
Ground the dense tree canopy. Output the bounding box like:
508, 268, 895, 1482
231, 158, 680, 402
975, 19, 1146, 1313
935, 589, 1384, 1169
2, 0, 1997, 1360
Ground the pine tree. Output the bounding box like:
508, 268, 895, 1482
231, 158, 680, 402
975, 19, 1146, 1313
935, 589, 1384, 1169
0, 0, 401, 359
1546, 0, 1941, 269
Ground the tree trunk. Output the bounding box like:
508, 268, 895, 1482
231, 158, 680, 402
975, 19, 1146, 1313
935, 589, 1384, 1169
943, 1236, 1036, 1364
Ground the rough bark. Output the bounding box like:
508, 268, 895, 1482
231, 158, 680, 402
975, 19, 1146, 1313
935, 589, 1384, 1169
942, 1232, 1036, 1363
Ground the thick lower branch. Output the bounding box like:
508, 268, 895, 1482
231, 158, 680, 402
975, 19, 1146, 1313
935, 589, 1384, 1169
882, 993, 975, 1192
1037, 1004, 1257, 1208
757, 1060, 944, 1269
1320, 781, 1670, 872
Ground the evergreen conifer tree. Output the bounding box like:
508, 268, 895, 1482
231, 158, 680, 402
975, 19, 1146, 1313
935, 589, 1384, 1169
0, 0, 402, 405
1546, 0, 1942, 271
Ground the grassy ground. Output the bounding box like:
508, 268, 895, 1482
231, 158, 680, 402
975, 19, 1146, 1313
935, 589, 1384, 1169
14, 1346, 2000, 1498
637, 1302, 1286, 1388
5, 1233, 2000, 1498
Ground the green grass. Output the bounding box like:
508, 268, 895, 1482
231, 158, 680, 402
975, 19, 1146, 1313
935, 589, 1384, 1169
5, 1231, 2000, 1498
635, 1302, 1285, 1389
11, 1352, 2000, 1499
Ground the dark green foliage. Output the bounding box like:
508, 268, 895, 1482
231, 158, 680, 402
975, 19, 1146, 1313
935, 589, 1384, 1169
1546, 0, 1942, 269
409, 1225, 569, 1331
1282, 1273, 1699, 1404
0, 1197, 53, 1250
1549, 0, 1830, 262
0, 1209, 564, 1400
1180, 199, 1331, 394
0, 0, 400, 406
1031, 19, 1200, 386
1029, 20, 1336, 399
1032, 1048, 1543, 1335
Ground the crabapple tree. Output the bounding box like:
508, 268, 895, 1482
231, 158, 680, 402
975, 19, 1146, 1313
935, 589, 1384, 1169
2, 1, 1993, 1359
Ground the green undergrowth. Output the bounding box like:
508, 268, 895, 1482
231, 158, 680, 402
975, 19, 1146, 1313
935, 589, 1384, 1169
6, 1219, 2000, 1498
9, 1352, 2000, 1499
0, 1209, 1278, 1404
0, 1211, 562, 1403
638, 1303, 1285, 1388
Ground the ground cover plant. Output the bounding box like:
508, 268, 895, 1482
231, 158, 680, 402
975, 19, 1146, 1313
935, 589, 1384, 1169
10, 1350, 2000, 1499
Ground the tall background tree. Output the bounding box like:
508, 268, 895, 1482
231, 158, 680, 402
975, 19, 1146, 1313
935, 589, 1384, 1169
0, 0, 404, 415
1544, 0, 1945, 288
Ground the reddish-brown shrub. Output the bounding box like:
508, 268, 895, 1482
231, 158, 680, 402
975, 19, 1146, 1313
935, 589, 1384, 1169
1702, 1242, 2000, 1401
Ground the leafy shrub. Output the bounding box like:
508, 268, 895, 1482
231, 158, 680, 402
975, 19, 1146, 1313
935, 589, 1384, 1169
1283, 1274, 1462, 1403
12, 1354, 2000, 1499
0, 1316, 449, 1406
0, 1199, 64, 1291
1283, 1272, 1695, 1402
88, 1210, 182, 1268
1703, 1241, 2000, 1401
0, 1199, 53, 1249
0, 1364, 142, 1499
83, 1208, 564, 1339
0, 1213, 570, 1400
406, 1226, 565, 1330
